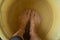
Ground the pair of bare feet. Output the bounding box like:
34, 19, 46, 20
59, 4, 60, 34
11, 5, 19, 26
13, 9, 41, 40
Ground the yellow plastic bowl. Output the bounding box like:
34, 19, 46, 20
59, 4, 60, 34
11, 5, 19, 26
0, 0, 60, 40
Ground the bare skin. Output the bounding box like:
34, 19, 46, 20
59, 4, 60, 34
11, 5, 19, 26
13, 9, 41, 40
30, 10, 41, 40
13, 9, 31, 39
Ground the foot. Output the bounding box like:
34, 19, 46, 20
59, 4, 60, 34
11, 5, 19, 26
13, 9, 31, 39
30, 10, 41, 40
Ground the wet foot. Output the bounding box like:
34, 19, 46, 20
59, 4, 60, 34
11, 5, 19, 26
12, 9, 31, 39
30, 10, 41, 40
